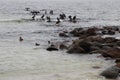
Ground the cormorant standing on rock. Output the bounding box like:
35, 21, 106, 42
56, 18, 60, 24
41, 14, 45, 20
46, 16, 51, 22
32, 14, 36, 20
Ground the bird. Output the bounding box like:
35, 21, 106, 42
35, 43, 40, 46
56, 18, 60, 24
19, 36, 23, 42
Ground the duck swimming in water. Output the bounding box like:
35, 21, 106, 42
19, 36, 23, 42
68, 15, 72, 22
73, 16, 77, 23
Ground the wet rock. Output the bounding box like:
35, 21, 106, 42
115, 59, 120, 64
90, 46, 101, 52
116, 41, 120, 46
59, 44, 68, 50
70, 27, 101, 37
47, 45, 58, 51
108, 30, 115, 35
70, 28, 84, 37
100, 66, 120, 79
67, 40, 91, 54
104, 37, 118, 43
101, 47, 120, 58
59, 32, 69, 37
84, 35, 103, 42
86, 28, 97, 36
79, 41, 91, 52
102, 30, 108, 35
67, 45, 85, 53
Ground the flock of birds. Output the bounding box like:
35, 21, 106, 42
25, 8, 77, 24
19, 8, 78, 48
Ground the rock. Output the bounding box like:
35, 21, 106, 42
116, 41, 120, 46
59, 44, 68, 50
115, 59, 120, 63
101, 47, 120, 58
70, 28, 84, 37
79, 41, 91, 52
100, 66, 120, 79
92, 66, 101, 69
67, 45, 85, 53
86, 28, 97, 36
104, 37, 118, 43
84, 35, 103, 42
47, 47, 58, 51
108, 30, 115, 35
102, 30, 108, 35
67, 40, 91, 54
90, 46, 101, 52
59, 33, 69, 37
46, 40, 61, 51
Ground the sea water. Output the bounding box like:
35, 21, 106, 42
0, 0, 119, 80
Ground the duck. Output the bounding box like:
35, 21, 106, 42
19, 36, 23, 42
35, 43, 40, 46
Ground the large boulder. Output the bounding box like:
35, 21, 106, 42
67, 40, 91, 54
100, 66, 120, 79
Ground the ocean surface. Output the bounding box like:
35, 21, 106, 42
0, 0, 119, 80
